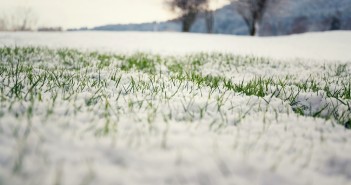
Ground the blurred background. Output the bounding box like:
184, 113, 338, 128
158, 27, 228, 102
0, 0, 350, 36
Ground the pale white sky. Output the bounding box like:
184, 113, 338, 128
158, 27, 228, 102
0, 0, 229, 29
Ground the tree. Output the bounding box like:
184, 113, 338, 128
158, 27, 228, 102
205, 9, 214, 33
166, 0, 209, 32
11, 7, 37, 31
232, 0, 268, 36
0, 17, 7, 31
0, 7, 37, 31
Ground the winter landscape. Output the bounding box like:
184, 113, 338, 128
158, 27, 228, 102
1, 0, 351, 185
1, 31, 351, 185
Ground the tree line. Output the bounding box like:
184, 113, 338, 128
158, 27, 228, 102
166, 0, 270, 36
1, 1, 345, 35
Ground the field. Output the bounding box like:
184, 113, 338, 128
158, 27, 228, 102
0, 32, 351, 185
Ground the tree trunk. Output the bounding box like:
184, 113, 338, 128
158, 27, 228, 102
205, 10, 214, 33
182, 20, 191, 32
182, 11, 197, 32
244, 18, 256, 36
249, 23, 256, 36
241, 15, 256, 36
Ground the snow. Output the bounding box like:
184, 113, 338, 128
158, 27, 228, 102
0, 31, 351, 185
1, 31, 351, 61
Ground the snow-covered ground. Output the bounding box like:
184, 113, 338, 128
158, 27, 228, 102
0, 31, 351, 185
1, 31, 351, 61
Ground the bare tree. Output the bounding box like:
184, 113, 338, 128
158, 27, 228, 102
232, 0, 268, 36
0, 18, 6, 31
166, 0, 209, 32
0, 13, 10, 31
11, 7, 38, 31
0, 7, 37, 31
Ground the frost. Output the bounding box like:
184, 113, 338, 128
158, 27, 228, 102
0, 32, 351, 185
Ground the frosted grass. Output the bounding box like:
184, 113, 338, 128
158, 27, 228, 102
0, 47, 350, 185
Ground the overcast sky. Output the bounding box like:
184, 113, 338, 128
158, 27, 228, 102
0, 0, 229, 29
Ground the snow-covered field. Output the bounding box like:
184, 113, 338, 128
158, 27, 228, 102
1, 31, 351, 61
0, 31, 351, 185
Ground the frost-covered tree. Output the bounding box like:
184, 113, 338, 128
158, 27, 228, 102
166, 0, 209, 32
231, 0, 267, 36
